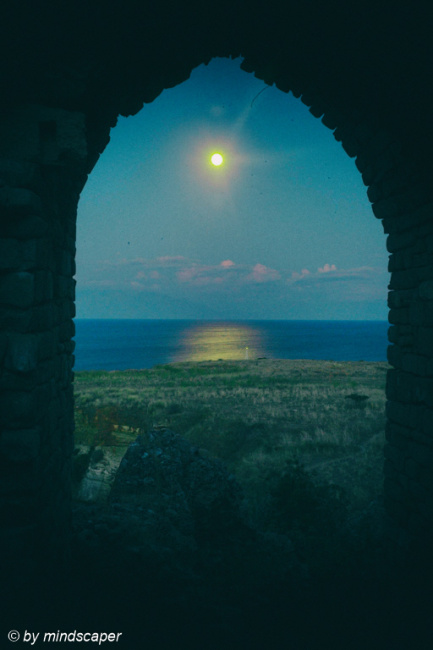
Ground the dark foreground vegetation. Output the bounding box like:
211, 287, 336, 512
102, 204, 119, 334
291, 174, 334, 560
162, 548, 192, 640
11, 360, 433, 650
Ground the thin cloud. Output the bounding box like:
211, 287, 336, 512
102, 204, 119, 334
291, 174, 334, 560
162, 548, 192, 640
289, 264, 380, 284
318, 263, 337, 274
156, 255, 188, 265
291, 268, 311, 281
246, 263, 281, 283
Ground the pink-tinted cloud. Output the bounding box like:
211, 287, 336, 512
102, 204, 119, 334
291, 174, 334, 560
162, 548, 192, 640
318, 263, 337, 274
156, 255, 188, 266
177, 267, 199, 282
246, 263, 281, 283
291, 268, 311, 281
220, 259, 235, 268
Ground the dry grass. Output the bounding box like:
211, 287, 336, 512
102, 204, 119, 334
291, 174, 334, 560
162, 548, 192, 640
74, 359, 387, 545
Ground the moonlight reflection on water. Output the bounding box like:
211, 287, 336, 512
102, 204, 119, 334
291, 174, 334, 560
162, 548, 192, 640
174, 322, 267, 362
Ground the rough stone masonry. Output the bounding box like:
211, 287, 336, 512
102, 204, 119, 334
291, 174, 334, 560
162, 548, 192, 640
0, 0, 432, 577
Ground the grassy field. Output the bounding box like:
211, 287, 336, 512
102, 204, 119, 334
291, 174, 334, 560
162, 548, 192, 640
74, 358, 387, 561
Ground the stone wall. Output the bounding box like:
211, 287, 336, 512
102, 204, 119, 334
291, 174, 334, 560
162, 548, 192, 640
0, 1, 432, 575
0, 105, 88, 576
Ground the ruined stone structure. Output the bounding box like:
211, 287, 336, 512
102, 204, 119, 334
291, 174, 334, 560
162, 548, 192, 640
0, 1, 432, 574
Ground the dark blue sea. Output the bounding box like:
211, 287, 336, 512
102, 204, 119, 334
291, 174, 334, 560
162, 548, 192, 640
73, 320, 389, 371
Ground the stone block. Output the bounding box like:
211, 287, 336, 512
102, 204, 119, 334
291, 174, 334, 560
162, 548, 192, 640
388, 289, 414, 309
360, 164, 374, 186
384, 442, 405, 472
409, 302, 425, 326
384, 473, 408, 504
387, 344, 402, 368
385, 421, 412, 448
381, 162, 417, 197
423, 300, 433, 323
386, 399, 416, 428
412, 252, 432, 268
417, 327, 433, 357
419, 465, 433, 492
372, 196, 401, 220
0, 332, 7, 363
340, 135, 358, 158
405, 457, 420, 480
0, 306, 35, 333
387, 325, 399, 343
363, 130, 395, 161
0, 160, 37, 188
367, 182, 382, 204
0, 429, 40, 462
55, 275, 75, 300
0, 187, 42, 217
408, 441, 433, 469
407, 512, 429, 536
401, 353, 427, 376
59, 250, 74, 276
321, 107, 348, 131
388, 307, 409, 324
416, 499, 433, 523
421, 409, 433, 436
389, 268, 421, 291
409, 479, 429, 502
37, 331, 56, 360
27, 304, 54, 332
5, 333, 39, 373
0, 463, 37, 496
57, 319, 75, 342
0, 238, 50, 271
0, 385, 50, 428
387, 251, 403, 272
419, 280, 433, 301
0, 215, 48, 240
371, 149, 403, 185
0, 272, 34, 308
34, 270, 53, 303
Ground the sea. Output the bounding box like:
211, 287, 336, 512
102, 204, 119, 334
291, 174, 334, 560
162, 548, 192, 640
73, 319, 389, 372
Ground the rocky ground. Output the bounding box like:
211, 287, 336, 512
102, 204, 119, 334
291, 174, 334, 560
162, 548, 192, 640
67, 427, 433, 650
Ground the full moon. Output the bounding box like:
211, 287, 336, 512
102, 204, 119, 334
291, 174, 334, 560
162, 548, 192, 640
211, 153, 224, 166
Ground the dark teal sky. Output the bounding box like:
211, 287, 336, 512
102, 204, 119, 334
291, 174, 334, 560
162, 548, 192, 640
76, 57, 389, 320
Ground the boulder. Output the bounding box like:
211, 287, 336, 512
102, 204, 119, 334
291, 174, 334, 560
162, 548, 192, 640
110, 427, 245, 542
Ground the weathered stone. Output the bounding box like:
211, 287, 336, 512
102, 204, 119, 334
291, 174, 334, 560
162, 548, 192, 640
387, 344, 401, 368
372, 196, 402, 220
422, 409, 433, 436
384, 442, 405, 472
111, 429, 245, 540
405, 457, 420, 481
0, 429, 40, 462
401, 353, 427, 376
34, 271, 54, 303
389, 269, 420, 291
419, 280, 433, 301
387, 230, 417, 253
417, 327, 433, 358
0, 272, 34, 308
0, 385, 50, 428
0, 215, 48, 240
386, 400, 417, 429
5, 333, 39, 373
0, 187, 42, 216
408, 441, 433, 469
388, 307, 409, 324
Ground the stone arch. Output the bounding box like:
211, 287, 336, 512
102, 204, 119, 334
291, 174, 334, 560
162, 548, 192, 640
1, 1, 432, 578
